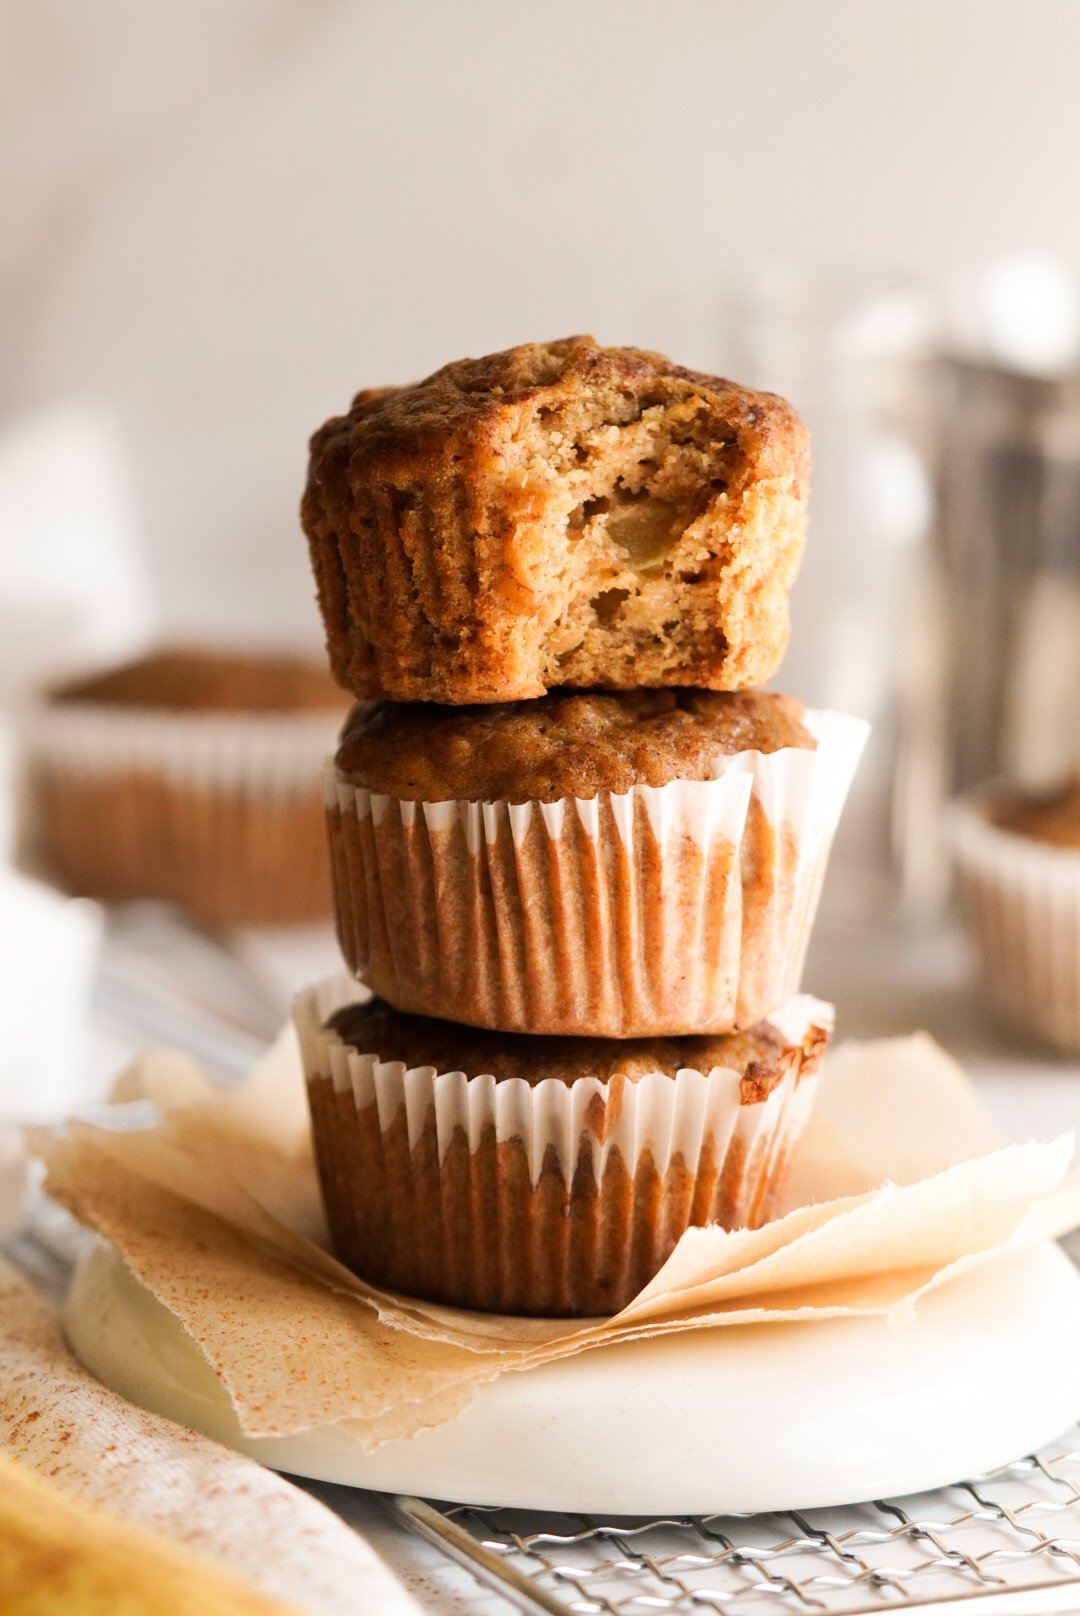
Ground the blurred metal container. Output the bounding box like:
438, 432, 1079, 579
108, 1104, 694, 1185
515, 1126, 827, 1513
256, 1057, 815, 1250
931, 357, 1080, 792
888, 258, 1080, 907
716, 258, 1080, 914
718, 268, 937, 911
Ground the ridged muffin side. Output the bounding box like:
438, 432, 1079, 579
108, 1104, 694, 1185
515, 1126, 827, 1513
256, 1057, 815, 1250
295, 980, 833, 1316
324, 702, 868, 1037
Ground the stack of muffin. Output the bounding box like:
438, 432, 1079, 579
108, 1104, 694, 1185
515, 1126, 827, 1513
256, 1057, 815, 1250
293, 337, 866, 1317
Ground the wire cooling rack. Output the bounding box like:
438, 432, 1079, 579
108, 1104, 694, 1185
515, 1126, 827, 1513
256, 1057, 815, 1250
390, 1428, 1080, 1615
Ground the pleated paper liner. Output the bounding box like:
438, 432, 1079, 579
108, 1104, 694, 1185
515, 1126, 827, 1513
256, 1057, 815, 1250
951, 795, 1080, 1055
294, 977, 834, 1318
19, 699, 345, 926
325, 707, 867, 1037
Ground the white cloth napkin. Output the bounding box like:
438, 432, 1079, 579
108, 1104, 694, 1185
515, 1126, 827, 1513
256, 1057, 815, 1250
0, 1258, 419, 1616
0, 403, 154, 859
0, 869, 102, 1121
0, 404, 153, 697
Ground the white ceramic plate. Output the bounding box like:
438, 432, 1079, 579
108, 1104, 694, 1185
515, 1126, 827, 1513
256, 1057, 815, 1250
66, 1240, 1080, 1514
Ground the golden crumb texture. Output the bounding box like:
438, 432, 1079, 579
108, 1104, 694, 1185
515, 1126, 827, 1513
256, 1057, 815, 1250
302, 335, 810, 703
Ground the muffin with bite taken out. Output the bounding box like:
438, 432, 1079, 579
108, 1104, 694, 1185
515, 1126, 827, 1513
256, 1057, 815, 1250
302, 336, 811, 705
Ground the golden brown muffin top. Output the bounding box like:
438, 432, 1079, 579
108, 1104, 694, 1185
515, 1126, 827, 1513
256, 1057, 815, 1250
335, 689, 814, 804
310, 336, 808, 477
328, 997, 814, 1101
49, 647, 347, 715
987, 766, 1080, 851
302, 337, 810, 704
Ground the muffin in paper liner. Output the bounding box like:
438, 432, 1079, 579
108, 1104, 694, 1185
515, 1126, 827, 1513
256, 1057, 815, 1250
950, 793, 1080, 1055
294, 977, 834, 1318
324, 708, 867, 1037
20, 700, 345, 927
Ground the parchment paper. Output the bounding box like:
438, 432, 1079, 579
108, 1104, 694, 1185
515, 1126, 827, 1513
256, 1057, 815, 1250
30, 1027, 1080, 1448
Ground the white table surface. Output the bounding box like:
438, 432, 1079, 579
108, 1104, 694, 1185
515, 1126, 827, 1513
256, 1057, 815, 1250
28, 892, 1080, 1613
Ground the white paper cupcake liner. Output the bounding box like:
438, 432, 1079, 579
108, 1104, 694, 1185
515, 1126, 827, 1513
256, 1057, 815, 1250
950, 795, 1080, 1055
19, 698, 343, 798
18, 698, 345, 924
325, 708, 867, 1037
294, 977, 833, 1316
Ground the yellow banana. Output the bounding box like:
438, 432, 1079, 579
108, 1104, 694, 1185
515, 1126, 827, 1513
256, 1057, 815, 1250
0, 1453, 298, 1616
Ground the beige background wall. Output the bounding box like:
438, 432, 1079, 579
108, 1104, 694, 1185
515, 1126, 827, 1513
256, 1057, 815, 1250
2, 0, 1079, 643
